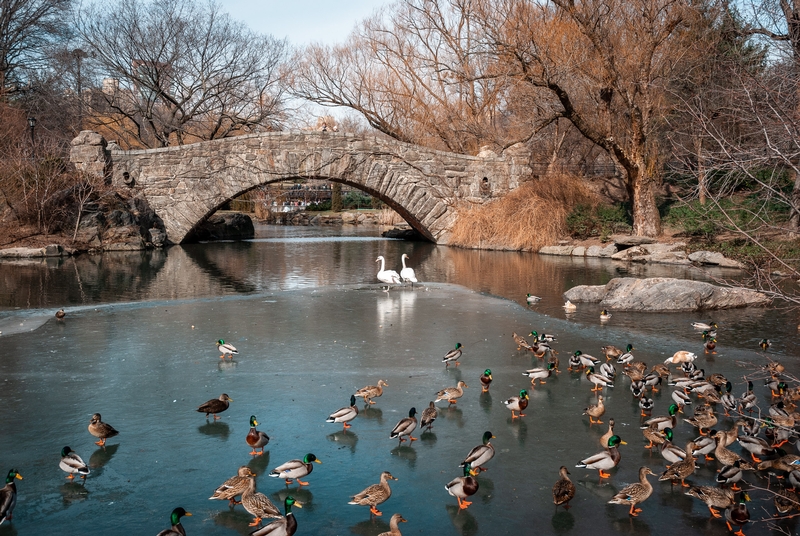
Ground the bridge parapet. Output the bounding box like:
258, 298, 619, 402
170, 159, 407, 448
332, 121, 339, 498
70, 131, 531, 244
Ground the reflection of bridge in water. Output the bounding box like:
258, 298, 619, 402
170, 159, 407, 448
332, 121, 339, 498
70, 130, 532, 245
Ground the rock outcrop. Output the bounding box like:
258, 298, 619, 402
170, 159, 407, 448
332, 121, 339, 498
563, 277, 771, 311
186, 212, 255, 242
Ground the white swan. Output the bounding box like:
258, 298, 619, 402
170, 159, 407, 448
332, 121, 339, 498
400, 253, 418, 286
376, 256, 401, 289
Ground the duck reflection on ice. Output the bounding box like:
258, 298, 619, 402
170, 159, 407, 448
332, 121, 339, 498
609, 512, 652, 535
359, 405, 383, 424
271, 487, 314, 512
60, 480, 89, 506
247, 451, 271, 476
212, 508, 252, 532
551, 510, 575, 533
440, 406, 465, 428
349, 517, 390, 535
419, 429, 437, 445
218, 358, 238, 371
474, 475, 494, 505
327, 430, 358, 454
445, 503, 478, 536
507, 417, 528, 446
479, 391, 492, 413
390, 445, 417, 468
89, 443, 119, 471
198, 420, 230, 439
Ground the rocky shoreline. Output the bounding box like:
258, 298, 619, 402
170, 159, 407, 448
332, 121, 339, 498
539, 235, 745, 269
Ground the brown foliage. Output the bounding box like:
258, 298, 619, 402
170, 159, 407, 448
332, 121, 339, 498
448, 173, 596, 250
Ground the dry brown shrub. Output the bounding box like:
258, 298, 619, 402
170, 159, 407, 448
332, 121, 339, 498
448, 174, 597, 250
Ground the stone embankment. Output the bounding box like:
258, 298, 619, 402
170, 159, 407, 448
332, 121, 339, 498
564, 277, 771, 311
539, 235, 744, 269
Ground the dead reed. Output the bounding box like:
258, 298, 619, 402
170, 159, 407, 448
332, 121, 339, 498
448, 174, 597, 250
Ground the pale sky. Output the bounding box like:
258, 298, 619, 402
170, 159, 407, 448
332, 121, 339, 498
218, 0, 389, 45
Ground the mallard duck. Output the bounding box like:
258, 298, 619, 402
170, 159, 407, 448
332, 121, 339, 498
563, 300, 577, 312
609, 466, 656, 516
788, 469, 800, 491
399, 254, 417, 286
88, 413, 119, 446
348, 471, 397, 517
216, 339, 238, 359
355, 380, 388, 405
460, 431, 495, 474
642, 423, 667, 449
442, 343, 463, 367
512, 332, 533, 352
659, 428, 687, 465
390, 408, 418, 444
643, 371, 661, 392
684, 405, 718, 435
766, 378, 788, 398
326, 396, 358, 430
503, 389, 529, 419
630, 380, 645, 399
197, 393, 232, 419
241, 476, 283, 526
249, 496, 302, 536
705, 385, 723, 404
55, 308, 66, 320
209, 466, 255, 506
721, 382, 737, 416
526, 293, 541, 304
600, 309, 612, 322
446, 463, 479, 510
664, 351, 697, 365
523, 363, 555, 387
420, 401, 437, 430
685, 485, 734, 518
702, 328, 718, 339
573, 350, 600, 369
689, 381, 716, 397
692, 321, 718, 331
576, 435, 625, 478
757, 452, 800, 473
774, 487, 799, 515
704, 336, 717, 354
672, 389, 692, 410
547, 353, 561, 373
376, 256, 401, 288
269, 453, 321, 486
617, 348, 636, 364
586, 367, 614, 392
600, 362, 616, 380
568, 353, 582, 371
624, 361, 647, 381
0, 469, 22, 525
735, 418, 759, 440
156, 507, 192, 536
692, 433, 718, 462
725, 493, 750, 536
247, 415, 271, 455
530, 330, 557, 343
377, 513, 407, 536
682, 361, 698, 376
738, 381, 757, 413
760, 338, 771, 351
479, 369, 493, 392
531, 340, 554, 358
435, 381, 467, 405
600, 418, 616, 449
639, 396, 654, 416
59, 446, 89, 480
602, 344, 628, 360
552, 466, 576, 510
707, 373, 728, 386
714, 432, 755, 469
583, 395, 606, 424
659, 442, 697, 487
737, 435, 778, 463
642, 403, 679, 432
716, 461, 745, 491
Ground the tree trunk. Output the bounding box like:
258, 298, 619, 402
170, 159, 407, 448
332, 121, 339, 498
625, 159, 661, 237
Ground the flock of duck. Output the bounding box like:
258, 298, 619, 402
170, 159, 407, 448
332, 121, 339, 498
1, 274, 798, 536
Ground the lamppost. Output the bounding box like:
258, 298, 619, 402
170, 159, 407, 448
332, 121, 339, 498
27, 117, 36, 153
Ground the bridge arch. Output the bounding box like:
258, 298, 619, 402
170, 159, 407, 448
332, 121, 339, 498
70, 130, 531, 245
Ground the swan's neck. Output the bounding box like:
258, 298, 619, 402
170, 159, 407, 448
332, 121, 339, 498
401, 256, 407, 269
379, 257, 386, 272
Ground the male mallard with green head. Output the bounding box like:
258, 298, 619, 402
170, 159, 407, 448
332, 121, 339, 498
156, 507, 191, 536
446, 463, 479, 510
577, 435, 626, 478
269, 453, 321, 486
326, 395, 358, 430
247, 415, 270, 455
503, 389, 529, 419
459, 431, 495, 474
390, 408, 418, 444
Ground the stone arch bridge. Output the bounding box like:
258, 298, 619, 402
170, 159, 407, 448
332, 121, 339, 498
70, 130, 532, 244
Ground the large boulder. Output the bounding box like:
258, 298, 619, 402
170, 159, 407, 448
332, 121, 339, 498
563, 277, 771, 311
188, 212, 255, 241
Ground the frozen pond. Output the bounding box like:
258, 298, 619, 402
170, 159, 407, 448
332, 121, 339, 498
0, 225, 797, 535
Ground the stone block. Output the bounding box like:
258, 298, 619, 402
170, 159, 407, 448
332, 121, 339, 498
571, 246, 586, 256
586, 245, 603, 257
611, 246, 646, 260
539, 245, 574, 255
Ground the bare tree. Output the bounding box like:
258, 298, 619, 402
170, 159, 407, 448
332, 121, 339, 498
75, 0, 289, 148
0, 0, 72, 98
